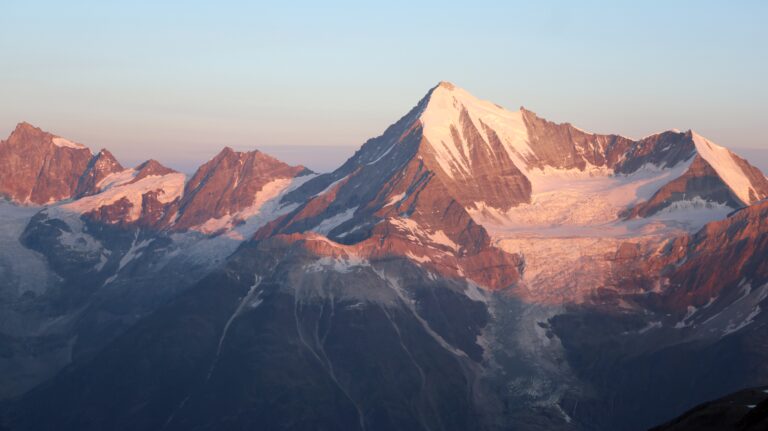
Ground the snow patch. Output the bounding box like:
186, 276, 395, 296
637, 321, 663, 334
118, 237, 153, 271
170, 175, 313, 265
311, 206, 358, 235
63, 172, 186, 222
385, 192, 406, 207
316, 175, 348, 197
366, 142, 396, 165
426, 229, 459, 251
192, 177, 295, 234
674, 305, 699, 329
405, 251, 431, 263
96, 169, 137, 191
304, 256, 370, 273
52, 137, 87, 150
390, 217, 458, 251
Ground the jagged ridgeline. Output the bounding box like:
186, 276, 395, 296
1, 83, 767, 431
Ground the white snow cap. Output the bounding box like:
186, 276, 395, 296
691, 131, 758, 204
418, 81, 533, 179
52, 137, 88, 150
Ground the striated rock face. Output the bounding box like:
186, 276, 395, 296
612, 130, 697, 174
653, 200, 768, 312
172, 147, 311, 232
253, 82, 768, 290
0, 122, 93, 204
3, 83, 768, 431
257, 86, 525, 289
520, 107, 635, 171
74, 149, 124, 198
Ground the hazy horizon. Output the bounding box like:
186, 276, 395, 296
3, 120, 768, 175
69, 143, 768, 177
2, 1, 767, 171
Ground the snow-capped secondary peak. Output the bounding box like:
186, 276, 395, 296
690, 131, 768, 205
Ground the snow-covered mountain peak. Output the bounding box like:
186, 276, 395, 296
418, 82, 532, 179
690, 130, 766, 205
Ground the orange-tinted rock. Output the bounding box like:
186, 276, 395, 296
172, 147, 310, 230
625, 155, 742, 217
79, 159, 183, 227
0, 122, 93, 204
74, 149, 124, 197
132, 159, 175, 182
660, 200, 768, 311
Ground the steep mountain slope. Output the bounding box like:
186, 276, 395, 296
0, 136, 313, 401
258, 81, 766, 296
3, 238, 509, 431
171, 147, 311, 233
0, 123, 94, 204
6, 187, 767, 431
539, 200, 768, 429
1, 83, 767, 431
260, 83, 525, 289
651, 200, 768, 314
73, 149, 124, 198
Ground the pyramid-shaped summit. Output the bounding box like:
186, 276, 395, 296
273, 82, 768, 245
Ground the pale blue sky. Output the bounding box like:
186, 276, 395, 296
1, 1, 766, 172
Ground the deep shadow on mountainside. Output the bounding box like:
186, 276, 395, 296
649, 386, 768, 431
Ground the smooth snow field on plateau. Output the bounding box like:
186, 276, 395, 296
470, 164, 734, 302
471, 160, 731, 239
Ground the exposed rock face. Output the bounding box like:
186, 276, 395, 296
172, 147, 310, 232
612, 130, 697, 174
260, 85, 525, 289
625, 154, 743, 217
520, 108, 632, 171
74, 149, 124, 197
132, 159, 176, 181
258, 82, 768, 290
0, 123, 93, 204
654, 200, 768, 312
2, 83, 768, 431
66, 159, 185, 228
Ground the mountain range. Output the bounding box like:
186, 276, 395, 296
1, 82, 767, 430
